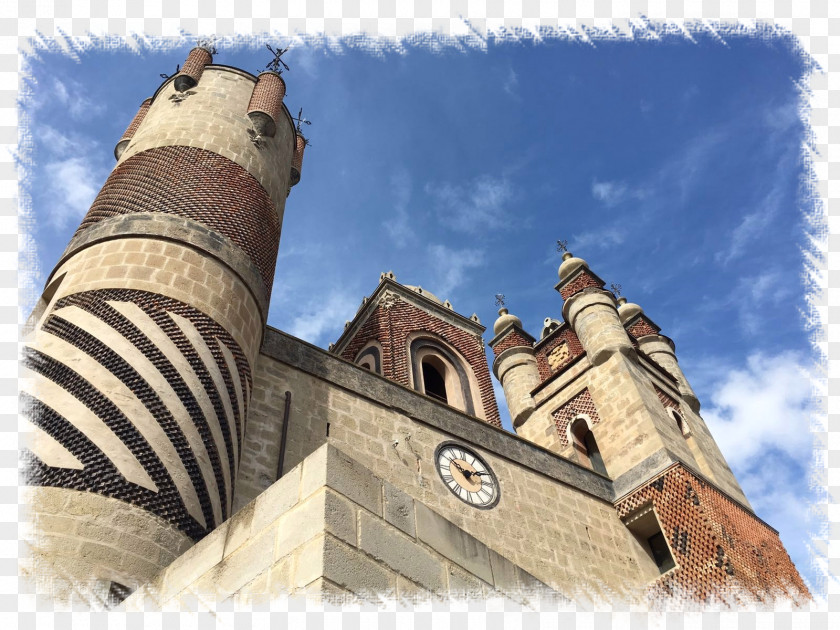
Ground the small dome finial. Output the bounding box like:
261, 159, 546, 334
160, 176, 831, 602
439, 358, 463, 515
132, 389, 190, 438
493, 296, 523, 334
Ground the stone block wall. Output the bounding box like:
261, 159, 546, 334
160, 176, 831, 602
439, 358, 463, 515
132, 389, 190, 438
236, 331, 653, 600
124, 444, 552, 609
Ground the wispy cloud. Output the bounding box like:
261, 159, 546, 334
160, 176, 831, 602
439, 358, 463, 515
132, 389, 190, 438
427, 244, 484, 296
591, 179, 649, 207
703, 351, 812, 470
384, 168, 413, 247
53, 78, 106, 120
503, 66, 518, 98
731, 269, 796, 335
426, 174, 513, 234
714, 208, 777, 266
570, 225, 626, 252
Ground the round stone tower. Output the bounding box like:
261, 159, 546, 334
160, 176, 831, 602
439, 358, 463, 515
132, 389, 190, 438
22, 47, 298, 604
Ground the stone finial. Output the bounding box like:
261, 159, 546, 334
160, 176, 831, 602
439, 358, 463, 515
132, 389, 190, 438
617, 298, 644, 325
380, 271, 396, 282
558, 252, 589, 282
493, 307, 523, 335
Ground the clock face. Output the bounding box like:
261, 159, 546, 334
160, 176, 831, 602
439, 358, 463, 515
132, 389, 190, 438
435, 442, 500, 509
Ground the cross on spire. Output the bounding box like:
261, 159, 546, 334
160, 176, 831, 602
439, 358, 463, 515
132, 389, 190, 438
265, 44, 290, 74
196, 38, 217, 55
160, 64, 180, 79
556, 239, 569, 254
610, 283, 622, 298
494, 294, 506, 307
292, 107, 313, 143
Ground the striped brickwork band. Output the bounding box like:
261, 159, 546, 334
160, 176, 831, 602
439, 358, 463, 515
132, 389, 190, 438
22, 288, 251, 542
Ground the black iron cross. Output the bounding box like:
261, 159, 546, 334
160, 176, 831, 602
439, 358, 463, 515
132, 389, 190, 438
265, 44, 291, 74
556, 239, 569, 254
160, 64, 180, 79
494, 294, 506, 307
610, 283, 622, 297
292, 107, 313, 140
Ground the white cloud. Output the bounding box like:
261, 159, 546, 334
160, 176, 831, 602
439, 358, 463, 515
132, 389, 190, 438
384, 168, 412, 247
591, 179, 648, 207
702, 351, 812, 470
43, 157, 103, 230
426, 174, 513, 234
284, 291, 359, 347
427, 244, 484, 296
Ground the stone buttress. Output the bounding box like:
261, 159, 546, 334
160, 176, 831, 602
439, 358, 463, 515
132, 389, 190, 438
22, 47, 299, 603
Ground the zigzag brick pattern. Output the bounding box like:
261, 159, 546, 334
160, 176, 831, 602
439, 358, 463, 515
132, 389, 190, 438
75, 146, 281, 299
340, 297, 501, 427
654, 384, 680, 411
551, 388, 600, 447
615, 465, 810, 604
118, 98, 152, 143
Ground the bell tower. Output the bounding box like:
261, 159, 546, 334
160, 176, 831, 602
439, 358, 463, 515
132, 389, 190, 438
22, 46, 303, 603
331, 272, 501, 427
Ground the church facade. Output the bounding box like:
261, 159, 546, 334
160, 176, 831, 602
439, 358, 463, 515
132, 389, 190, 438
21, 48, 809, 609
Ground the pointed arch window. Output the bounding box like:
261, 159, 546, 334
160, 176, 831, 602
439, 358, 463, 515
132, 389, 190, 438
570, 416, 607, 476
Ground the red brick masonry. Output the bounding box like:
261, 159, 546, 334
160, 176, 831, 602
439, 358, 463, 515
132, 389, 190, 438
248, 72, 286, 131
76, 145, 281, 300
491, 328, 534, 357
559, 268, 603, 300
118, 98, 152, 144
615, 464, 810, 604
340, 298, 501, 427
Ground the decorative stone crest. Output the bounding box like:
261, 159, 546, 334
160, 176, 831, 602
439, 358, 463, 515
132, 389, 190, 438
379, 291, 401, 309
547, 342, 571, 370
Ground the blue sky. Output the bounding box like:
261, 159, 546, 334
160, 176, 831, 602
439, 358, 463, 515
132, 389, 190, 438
21, 33, 822, 594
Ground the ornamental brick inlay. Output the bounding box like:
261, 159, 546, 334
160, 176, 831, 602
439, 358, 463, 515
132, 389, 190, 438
654, 384, 680, 411
547, 341, 571, 370
535, 325, 585, 381
615, 465, 810, 604
552, 388, 599, 447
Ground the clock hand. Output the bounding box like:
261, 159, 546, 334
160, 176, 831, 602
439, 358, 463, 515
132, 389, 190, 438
451, 461, 475, 479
